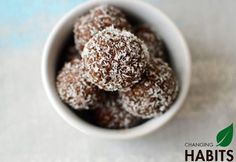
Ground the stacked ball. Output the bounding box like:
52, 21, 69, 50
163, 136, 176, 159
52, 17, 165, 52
56, 5, 179, 129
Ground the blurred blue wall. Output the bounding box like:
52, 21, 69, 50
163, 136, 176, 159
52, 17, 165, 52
0, 0, 85, 50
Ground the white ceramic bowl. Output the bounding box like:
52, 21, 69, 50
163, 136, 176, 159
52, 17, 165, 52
42, 0, 191, 139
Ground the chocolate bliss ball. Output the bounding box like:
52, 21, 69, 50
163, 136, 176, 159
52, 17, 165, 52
74, 5, 131, 51
120, 58, 179, 119
82, 26, 150, 91
56, 58, 100, 110
135, 25, 165, 59
93, 93, 141, 129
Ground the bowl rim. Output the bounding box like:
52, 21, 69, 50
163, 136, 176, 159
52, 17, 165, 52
41, 0, 191, 140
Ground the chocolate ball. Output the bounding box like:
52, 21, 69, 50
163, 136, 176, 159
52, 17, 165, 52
56, 58, 100, 109
93, 92, 141, 129
135, 25, 165, 59
74, 5, 131, 51
82, 26, 150, 91
120, 58, 179, 119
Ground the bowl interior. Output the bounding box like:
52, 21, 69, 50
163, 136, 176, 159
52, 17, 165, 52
42, 0, 191, 139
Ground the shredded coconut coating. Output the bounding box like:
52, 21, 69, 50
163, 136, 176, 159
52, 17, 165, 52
120, 58, 179, 119
93, 92, 141, 129
56, 58, 101, 110
74, 5, 132, 51
82, 26, 150, 91
135, 25, 165, 59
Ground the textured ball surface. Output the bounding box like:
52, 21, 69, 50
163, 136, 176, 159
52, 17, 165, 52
120, 58, 179, 119
74, 5, 131, 51
135, 25, 165, 59
56, 58, 100, 109
93, 92, 141, 129
82, 26, 150, 91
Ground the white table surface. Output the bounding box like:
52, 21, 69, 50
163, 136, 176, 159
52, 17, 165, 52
0, 0, 236, 161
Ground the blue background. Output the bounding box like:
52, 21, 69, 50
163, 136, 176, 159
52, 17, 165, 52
0, 0, 85, 49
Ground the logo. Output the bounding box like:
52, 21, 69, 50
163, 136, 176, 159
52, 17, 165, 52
216, 123, 233, 147
184, 123, 234, 162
